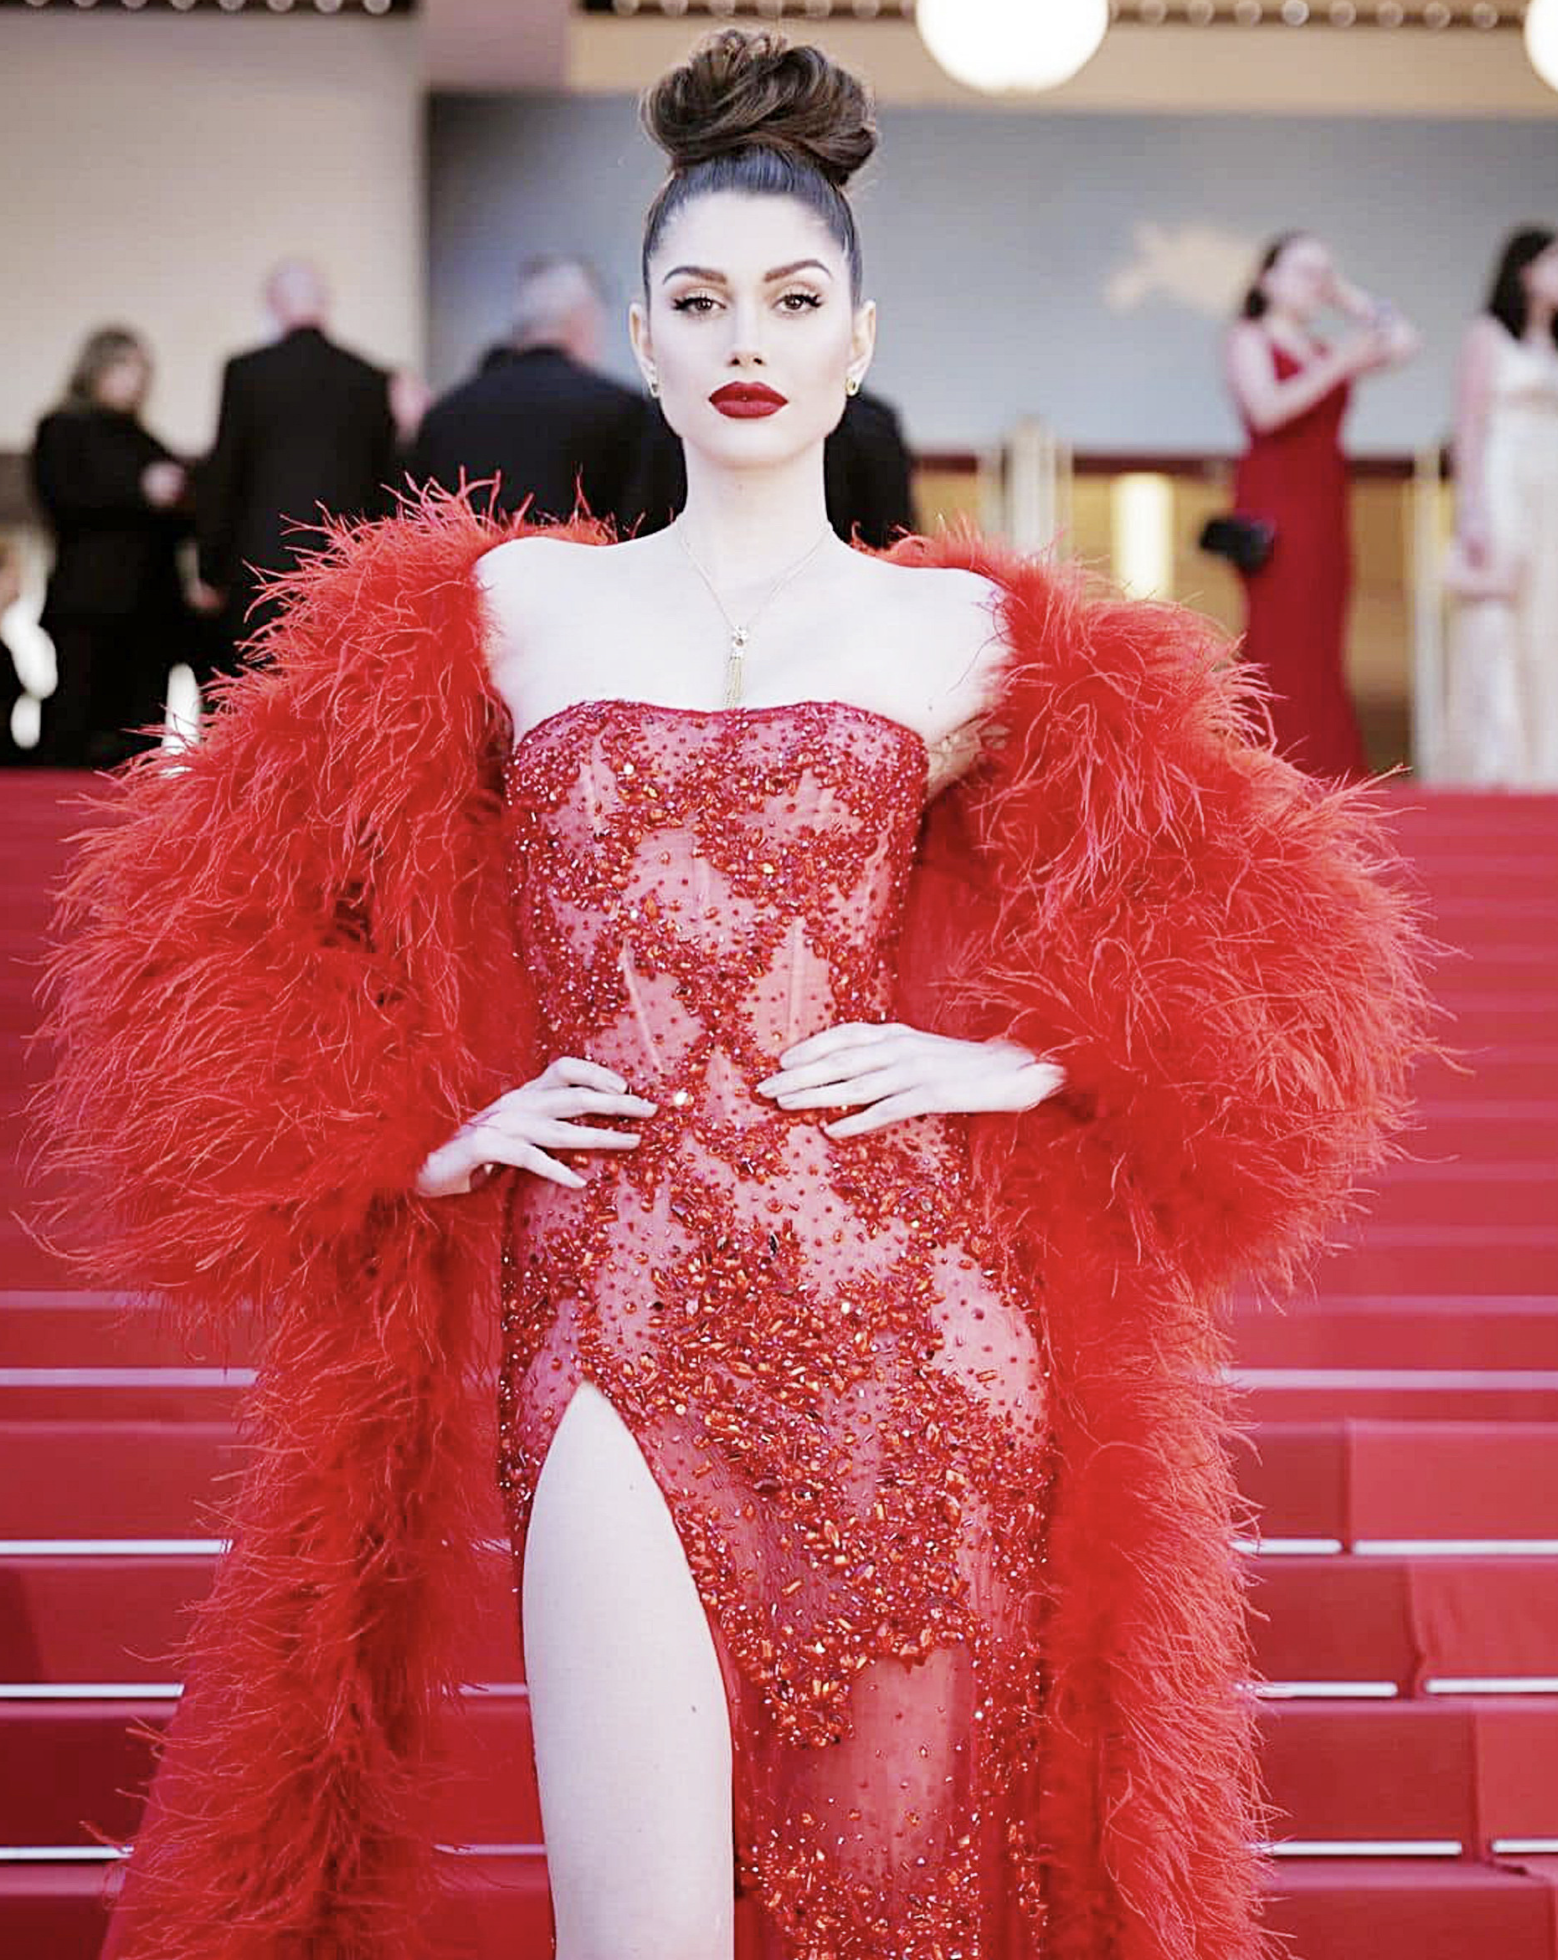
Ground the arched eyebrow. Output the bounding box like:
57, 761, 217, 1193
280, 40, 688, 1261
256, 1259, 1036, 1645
659, 259, 835, 286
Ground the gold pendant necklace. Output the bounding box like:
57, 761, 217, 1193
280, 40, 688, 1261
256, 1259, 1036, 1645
674, 524, 832, 708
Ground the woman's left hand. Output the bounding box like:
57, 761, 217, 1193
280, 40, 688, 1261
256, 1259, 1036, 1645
755, 1023, 1065, 1139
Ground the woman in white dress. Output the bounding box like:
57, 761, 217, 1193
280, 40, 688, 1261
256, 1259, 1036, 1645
1444, 227, 1558, 786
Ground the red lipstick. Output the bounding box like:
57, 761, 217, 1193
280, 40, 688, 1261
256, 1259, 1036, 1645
710, 382, 788, 419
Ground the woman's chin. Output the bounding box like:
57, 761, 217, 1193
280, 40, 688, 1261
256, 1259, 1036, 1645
680, 416, 823, 474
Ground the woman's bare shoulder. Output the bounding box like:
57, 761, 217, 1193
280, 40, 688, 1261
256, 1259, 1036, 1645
474, 530, 646, 656
860, 552, 1002, 625
878, 556, 1004, 659
474, 530, 609, 594
852, 553, 1007, 721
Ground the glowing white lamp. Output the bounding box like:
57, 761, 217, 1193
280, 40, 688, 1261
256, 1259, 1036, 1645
916, 0, 1111, 94
1525, 0, 1558, 90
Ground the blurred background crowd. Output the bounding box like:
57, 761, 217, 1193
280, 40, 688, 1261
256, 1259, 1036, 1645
0, 0, 1555, 788
3, 249, 917, 769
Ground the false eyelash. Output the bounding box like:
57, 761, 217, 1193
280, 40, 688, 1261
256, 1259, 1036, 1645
668, 291, 825, 314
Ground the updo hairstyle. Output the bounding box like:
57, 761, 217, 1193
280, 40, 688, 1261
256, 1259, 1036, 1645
640, 28, 877, 303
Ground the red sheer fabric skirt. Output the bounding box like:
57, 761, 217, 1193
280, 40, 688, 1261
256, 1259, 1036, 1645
498, 697, 1054, 1957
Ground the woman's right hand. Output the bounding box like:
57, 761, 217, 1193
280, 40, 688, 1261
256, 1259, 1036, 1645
414, 1057, 657, 1197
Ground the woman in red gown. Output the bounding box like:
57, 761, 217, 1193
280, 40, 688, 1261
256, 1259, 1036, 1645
42, 37, 1429, 1960
1224, 233, 1419, 778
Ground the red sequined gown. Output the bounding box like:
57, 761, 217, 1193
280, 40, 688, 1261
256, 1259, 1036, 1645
497, 695, 1054, 1956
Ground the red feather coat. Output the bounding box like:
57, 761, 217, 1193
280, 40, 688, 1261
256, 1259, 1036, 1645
36, 487, 1430, 1960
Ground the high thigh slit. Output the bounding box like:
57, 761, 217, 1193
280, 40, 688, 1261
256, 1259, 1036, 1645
496, 696, 1054, 1959
522, 1378, 736, 1959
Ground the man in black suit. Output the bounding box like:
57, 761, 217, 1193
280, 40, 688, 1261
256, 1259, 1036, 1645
196, 260, 399, 671
410, 257, 666, 534
823, 387, 917, 550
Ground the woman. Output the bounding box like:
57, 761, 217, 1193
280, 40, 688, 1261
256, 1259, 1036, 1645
1224, 233, 1419, 779
29, 327, 192, 767
1442, 226, 1558, 787
42, 33, 1427, 1960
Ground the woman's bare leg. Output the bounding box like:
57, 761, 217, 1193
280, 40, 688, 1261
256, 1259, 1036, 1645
521, 1380, 735, 1960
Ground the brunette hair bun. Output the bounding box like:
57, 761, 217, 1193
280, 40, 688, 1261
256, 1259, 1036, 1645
641, 28, 877, 191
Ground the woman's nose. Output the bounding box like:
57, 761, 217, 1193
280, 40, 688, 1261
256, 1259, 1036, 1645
726, 298, 768, 366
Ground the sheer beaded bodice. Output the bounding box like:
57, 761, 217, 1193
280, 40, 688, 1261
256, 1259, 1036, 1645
497, 697, 1053, 1957
506, 695, 936, 1142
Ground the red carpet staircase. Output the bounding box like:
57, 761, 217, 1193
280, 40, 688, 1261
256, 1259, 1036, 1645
1, 774, 1555, 1958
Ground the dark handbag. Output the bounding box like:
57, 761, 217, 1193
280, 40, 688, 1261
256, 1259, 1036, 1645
1198, 514, 1276, 575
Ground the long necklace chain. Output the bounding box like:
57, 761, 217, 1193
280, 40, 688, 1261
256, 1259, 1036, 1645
674, 523, 832, 708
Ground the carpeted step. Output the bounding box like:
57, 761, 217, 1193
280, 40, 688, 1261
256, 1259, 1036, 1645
1356, 1164, 1558, 1232
1252, 1553, 1558, 1690
21, 1369, 1552, 1429
1428, 888, 1558, 922
0, 1422, 246, 1537
1420, 942, 1558, 988
1417, 996, 1558, 1046
1261, 1697, 1558, 1852
1261, 1857, 1556, 1960
10, 1415, 1557, 1547
0, 1695, 545, 1850
1236, 1372, 1558, 1424
0, 1549, 521, 1685
8, 1285, 1557, 1376
9, 1855, 1552, 1960
9, 1692, 1553, 1864
1374, 1105, 1557, 1164
1232, 1296, 1558, 1372
0, 1296, 257, 1370
1311, 1231, 1558, 1298
6, 1536, 1552, 1709
1413, 1049, 1558, 1101
7, 1544, 1555, 1712
0, 1376, 252, 1424
0, 1852, 553, 1960
1240, 1420, 1558, 1547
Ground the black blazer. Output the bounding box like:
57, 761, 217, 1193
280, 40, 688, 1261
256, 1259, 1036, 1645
196, 325, 398, 593
408, 346, 665, 534
30, 407, 190, 634
627, 386, 919, 551
823, 389, 917, 550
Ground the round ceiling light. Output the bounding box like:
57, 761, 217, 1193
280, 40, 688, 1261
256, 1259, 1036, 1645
1525, 0, 1558, 89
916, 0, 1111, 95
